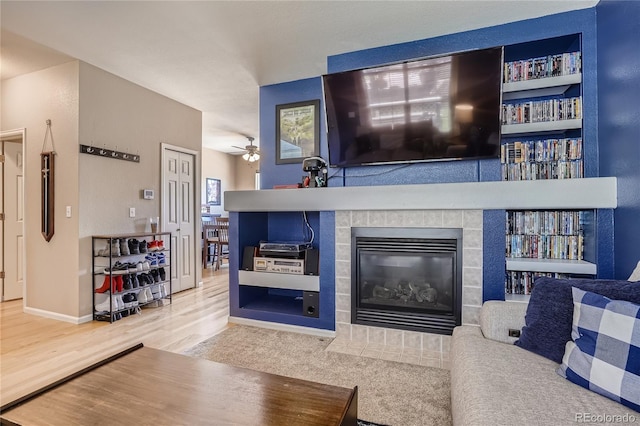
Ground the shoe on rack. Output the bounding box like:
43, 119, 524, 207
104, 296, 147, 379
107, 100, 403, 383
136, 288, 148, 304
103, 261, 129, 275
139, 240, 148, 253
114, 275, 124, 293
123, 275, 132, 291
120, 238, 130, 256
97, 243, 111, 256
110, 239, 121, 257
128, 239, 140, 255
162, 283, 169, 298
158, 267, 166, 282
95, 275, 115, 293
130, 274, 139, 288
149, 269, 160, 283
94, 293, 111, 312
147, 240, 159, 252
156, 240, 165, 251
145, 254, 158, 267
156, 253, 166, 266
115, 294, 125, 310
151, 284, 161, 300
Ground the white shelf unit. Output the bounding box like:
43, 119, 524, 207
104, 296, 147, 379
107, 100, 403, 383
501, 118, 582, 136
238, 270, 319, 292
502, 74, 582, 100
505, 258, 596, 275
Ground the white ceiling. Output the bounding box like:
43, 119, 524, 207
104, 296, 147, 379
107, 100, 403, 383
1, 1, 598, 153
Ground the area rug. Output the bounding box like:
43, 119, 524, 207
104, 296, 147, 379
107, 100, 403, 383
184, 325, 452, 426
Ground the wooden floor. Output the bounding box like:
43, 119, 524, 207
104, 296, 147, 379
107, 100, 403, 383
0, 267, 230, 407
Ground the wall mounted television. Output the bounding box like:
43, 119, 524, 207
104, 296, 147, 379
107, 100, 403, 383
323, 46, 504, 167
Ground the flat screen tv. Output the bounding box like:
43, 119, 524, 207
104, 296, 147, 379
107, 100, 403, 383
323, 46, 503, 167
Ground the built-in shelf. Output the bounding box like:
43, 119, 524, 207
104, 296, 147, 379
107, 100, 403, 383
502, 74, 582, 101
225, 177, 617, 212
239, 270, 320, 292
505, 257, 597, 275
239, 294, 304, 315
501, 119, 582, 136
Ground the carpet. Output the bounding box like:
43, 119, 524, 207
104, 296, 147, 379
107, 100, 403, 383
183, 325, 452, 426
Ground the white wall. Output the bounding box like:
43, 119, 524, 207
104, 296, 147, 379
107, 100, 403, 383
1, 60, 202, 320
77, 62, 202, 317
201, 148, 259, 216
1, 61, 81, 319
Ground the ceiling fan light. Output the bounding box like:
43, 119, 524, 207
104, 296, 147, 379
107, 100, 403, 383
253, 153, 260, 161
242, 153, 250, 161
248, 154, 257, 162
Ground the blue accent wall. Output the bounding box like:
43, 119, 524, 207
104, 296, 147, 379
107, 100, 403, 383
596, 0, 640, 279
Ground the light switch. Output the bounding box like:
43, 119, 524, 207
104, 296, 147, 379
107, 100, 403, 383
129, 207, 136, 218
66, 206, 72, 218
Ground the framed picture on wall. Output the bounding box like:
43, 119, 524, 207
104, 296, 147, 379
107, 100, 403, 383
276, 99, 320, 164
206, 178, 221, 205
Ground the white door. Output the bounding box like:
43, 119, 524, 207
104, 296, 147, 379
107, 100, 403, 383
162, 148, 196, 293
2, 141, 24, 301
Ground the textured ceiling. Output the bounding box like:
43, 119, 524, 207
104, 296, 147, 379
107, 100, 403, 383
1, 1, 598, 153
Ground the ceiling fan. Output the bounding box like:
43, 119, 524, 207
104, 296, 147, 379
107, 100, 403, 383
232, 136, 260, 162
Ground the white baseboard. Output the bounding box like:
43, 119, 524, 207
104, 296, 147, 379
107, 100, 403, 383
228, 316, 336, 338
24, 306, 93, 324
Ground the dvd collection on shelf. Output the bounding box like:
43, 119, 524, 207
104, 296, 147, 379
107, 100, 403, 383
503, 51, 581, 83
506, 271, 571, 295
502, 96, 582, 125
506, 210, 585, 261
501, 137, 583, 180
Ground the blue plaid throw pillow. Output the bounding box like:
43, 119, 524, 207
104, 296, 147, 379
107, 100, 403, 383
558, 287, 640, 412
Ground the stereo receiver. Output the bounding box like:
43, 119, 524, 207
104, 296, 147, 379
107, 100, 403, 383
253, 257, 305, 275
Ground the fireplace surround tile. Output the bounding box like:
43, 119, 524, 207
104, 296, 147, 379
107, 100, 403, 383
334, 208, 483, 365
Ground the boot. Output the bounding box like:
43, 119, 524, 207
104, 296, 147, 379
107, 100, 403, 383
95, 275, 114, 293
115, 275, 124, 293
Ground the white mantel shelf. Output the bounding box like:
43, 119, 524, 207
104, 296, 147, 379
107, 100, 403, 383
225, 177, 617, 212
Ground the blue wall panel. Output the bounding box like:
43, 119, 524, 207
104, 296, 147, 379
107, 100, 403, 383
596, 0, 640, 279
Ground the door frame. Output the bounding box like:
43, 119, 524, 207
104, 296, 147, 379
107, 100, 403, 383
1, 128, 27, 304
160, 143, 201, 289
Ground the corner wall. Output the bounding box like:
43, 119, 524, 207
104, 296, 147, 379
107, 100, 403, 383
78, 62, 202, 318
1, 61, 81, 319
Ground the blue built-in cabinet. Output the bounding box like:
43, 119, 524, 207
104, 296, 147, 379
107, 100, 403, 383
227, 5, 626, 332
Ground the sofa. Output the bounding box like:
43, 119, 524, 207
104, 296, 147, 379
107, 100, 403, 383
450, 300, 637, 426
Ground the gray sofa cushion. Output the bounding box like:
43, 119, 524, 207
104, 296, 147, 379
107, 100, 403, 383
451, 325, 634, 426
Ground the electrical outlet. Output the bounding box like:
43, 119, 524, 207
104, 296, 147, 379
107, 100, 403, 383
129, 207, 136, 218
508, 329, 521, 338
66, 206, 72, 218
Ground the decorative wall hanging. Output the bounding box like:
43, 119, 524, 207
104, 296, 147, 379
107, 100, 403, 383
41, 119, 56, 242
206, 178, 221, 205
80, 144, 140, 163
276, 100, 320, 164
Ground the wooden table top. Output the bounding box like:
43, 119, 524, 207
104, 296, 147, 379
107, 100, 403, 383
1, 345, 357, 426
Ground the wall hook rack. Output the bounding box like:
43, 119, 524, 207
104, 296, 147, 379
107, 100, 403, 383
80, 144, 140, 163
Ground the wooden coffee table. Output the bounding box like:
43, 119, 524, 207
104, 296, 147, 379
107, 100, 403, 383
0, 344, 357, 425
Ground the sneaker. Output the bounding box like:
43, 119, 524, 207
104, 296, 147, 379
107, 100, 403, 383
137, 288, 148, 304
147, 240, 159, 252
123, 275, 133, 290
131, 274, 140, 289
97, 243, 110, 256
104, 261, 129, 275
139, 240, 148, 253
150, 269, 160, 283
128, 239, 140, 255
162, 283, 169, 297
94, 293, 111, 312
145, 254, 158, 267
120, 238, 130, 256
110, 239, 121, 257
156, 240, 165, 251
156, 253, 166, 266
151, 284, 161, 299
158, 267, 166, 282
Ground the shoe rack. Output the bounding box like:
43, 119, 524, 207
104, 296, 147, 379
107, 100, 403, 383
92, 232, 172, 323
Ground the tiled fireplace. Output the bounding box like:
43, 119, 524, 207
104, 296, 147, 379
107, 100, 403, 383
330, 209, 483, 368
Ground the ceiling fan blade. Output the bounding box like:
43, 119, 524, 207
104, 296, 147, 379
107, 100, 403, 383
231, 145, 247, 151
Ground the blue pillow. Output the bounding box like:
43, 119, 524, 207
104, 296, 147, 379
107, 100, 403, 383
558, 288, 640, 412
515, 277, 640, 363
